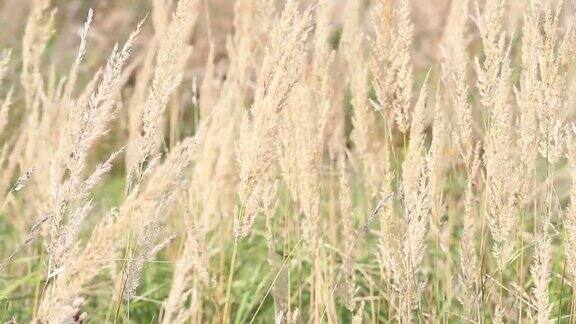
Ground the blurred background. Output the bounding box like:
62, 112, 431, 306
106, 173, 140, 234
0, 0, 460, 86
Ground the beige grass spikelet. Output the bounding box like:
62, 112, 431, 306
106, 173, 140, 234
397, 78, 432, 321
191, 0, 272, 227
21, 0, 55, 110
531, 202, 552, 324
376, 147, 399, 282
444, 0, 475, 169
483, 47, 519, 267
566, 127, 576, 281
475, 0, 506, 109
128, 0, 199, 190
371, 0, 395, 129
235, 0, 310, 238
36, 137, 197, 322
429, 91, 447, 246
48, 21, 143, 267
343, 0, 385, 200
338, 156, 356, 310
161, 219, 209, 323
517, 0, 541, 191
534, 0, 576, 165
390, 0, 414, 133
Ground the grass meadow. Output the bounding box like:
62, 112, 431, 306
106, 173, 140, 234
1, 0, 576, 322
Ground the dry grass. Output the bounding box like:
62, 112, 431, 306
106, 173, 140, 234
1, 0, 576, 322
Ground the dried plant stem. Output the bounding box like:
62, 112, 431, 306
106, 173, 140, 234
223, 237, 239, 324
249, 235, 303, 324
225, 202, 247, 323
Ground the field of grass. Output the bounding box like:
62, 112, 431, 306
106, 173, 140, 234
1, 0, 576, 323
